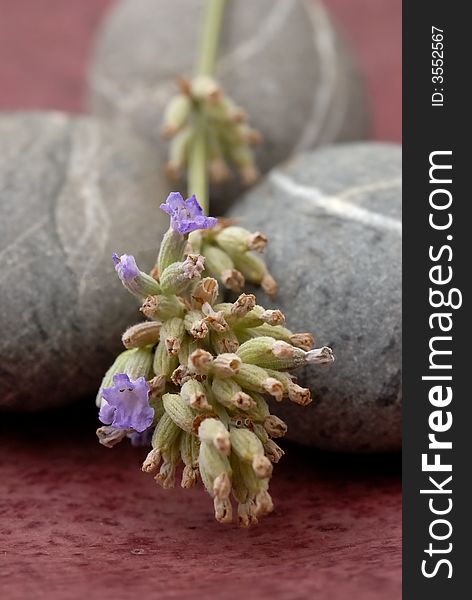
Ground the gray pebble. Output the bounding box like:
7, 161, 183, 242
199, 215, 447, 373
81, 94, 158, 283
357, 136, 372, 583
228, 143, 402, 452
0, 112, 169, 410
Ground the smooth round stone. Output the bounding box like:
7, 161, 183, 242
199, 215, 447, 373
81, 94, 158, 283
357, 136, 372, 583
87, 0, 369, 208
0, 112, 169, 411
229, 143, 402, 452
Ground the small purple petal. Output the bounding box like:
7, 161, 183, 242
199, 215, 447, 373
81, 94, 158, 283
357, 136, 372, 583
159, 192, 217, 234
98, 399, 116, 425
100, 374, 154, 433
166, 191, 185, 211
184, 194, 203, 217
113, 254, 140, 283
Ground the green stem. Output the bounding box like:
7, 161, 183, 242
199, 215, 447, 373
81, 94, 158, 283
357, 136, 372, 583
196, 0, 227, 77
187, 0, 226, 215
187, 114, 208, 212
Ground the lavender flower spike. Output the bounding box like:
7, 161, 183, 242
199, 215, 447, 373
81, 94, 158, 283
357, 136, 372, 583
160, 192, 217, 235
99, 374, 154, 432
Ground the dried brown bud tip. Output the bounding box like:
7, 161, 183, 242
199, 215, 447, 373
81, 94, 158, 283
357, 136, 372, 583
202, 302, 228, 332
261, 273, 277, 297
165, 336, 181, 356
305, 346, 335, 365
264, 439, 285, 463
122, 321, 162, 349
272, 340, 294, 358
171, 365, 192, 387
232, 392, 256, 411
190, 319, 209, 339
221, 269, 245, 293
288, 383, 312, 406
231, 293, 256, 318
181, 465, 198, 488
96, 426, 127, 448
252, 454, 273, 479
247, 232, 267, 252
214, 497, 233, 524
263, 415, 288, 438
209, 157, 232, 184
191, 277, 219, 307
188, 349, 214, 374
142, 448, 162, 473
238, 500, 258, 528
148, 375, 167, 401
154, 462, 176, 489
262, 378, 284, 402
261, 309, 285, 326
213, 472, 231, 500
255, 490, 274, 517
290, 333, 315, 351
240, 164, 260, 186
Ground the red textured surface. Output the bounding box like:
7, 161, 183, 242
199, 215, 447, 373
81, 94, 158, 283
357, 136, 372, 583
0, 408, 401, 600
0, 1, 401, 598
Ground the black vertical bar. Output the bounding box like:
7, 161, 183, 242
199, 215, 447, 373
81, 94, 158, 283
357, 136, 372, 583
404, 2, 471, 598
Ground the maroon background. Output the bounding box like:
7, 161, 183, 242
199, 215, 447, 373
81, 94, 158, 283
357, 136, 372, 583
0, 1, 402, 599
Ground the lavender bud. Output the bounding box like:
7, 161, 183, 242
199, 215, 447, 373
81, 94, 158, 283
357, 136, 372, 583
122, 321, 162, 349
252, 455, 273, 479
157, 227, 187, 274
306, 346, 335, 365
191, 277, 219, 307
161, 93, 192, 138
198, 418, 230, 456
153, 341, 179, 380
237, 500, 259, 528
211, 353, 242, 378
210, 329, 240, 354
181, 379, 211, 410
229, 293, 256, 318
229, 427, 264, 463
263, 439, 285, 463
188, 349, 214, 374
215, 226, 264, 255
112, 253, 160, 299
184, 310, 209, 339
159, 254, 205, 295
163, 393, 196, 434
140, 294, 184, 321
201, 302, 228, 333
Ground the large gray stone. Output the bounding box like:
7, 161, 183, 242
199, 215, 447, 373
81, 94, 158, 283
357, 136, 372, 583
87, 0, 369, 210
228, 143, 402, 452
0, 112, 169, 411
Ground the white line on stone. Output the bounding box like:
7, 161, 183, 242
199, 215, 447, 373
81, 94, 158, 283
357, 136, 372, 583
0, 217, 48, 270
55, 121, 111, 301
269, 171, 402, 234
218, 0, 294, 72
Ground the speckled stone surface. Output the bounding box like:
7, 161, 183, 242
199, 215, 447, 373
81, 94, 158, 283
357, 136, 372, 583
0, 406, 401, 600
87, 0, 369, 209
0, 112, 168, 410
228, 143, 402, 452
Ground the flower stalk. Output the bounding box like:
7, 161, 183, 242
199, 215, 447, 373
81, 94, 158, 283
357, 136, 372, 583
96, 194, 334, 526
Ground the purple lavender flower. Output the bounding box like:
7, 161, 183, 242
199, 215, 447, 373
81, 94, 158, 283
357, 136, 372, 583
99, 374, 154, 433
112, 253, 140, 283
160, 192, 217, 234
